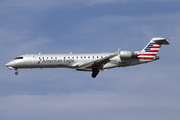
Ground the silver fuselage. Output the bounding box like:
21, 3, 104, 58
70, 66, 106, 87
5, 37, 169, 78
5, 52, 156, 71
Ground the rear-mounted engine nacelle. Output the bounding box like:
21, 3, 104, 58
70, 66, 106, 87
120, 51, 138, 59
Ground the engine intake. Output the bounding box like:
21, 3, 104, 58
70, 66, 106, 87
120, 51, 138, 59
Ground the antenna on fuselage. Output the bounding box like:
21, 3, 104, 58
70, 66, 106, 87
39, 52, 41, 55
70, 52, 72, 54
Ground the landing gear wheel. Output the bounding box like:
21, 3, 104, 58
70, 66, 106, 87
91, 68, 99, 78
92, 74, 97, 78
15, 72, 18, 75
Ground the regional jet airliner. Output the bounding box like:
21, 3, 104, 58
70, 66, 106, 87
5, 37, 169, 78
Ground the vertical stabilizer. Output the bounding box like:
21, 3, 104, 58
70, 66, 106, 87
137, 37, 169, 60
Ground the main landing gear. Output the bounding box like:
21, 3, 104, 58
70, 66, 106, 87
15, 68, 18, 75
91, 68, 99, 78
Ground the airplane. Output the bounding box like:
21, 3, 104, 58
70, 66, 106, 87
5, 37, 170, 78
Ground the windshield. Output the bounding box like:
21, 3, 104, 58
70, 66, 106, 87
14, 57, 23, 59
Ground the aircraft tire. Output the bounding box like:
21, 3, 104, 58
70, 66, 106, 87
92, 74, 97, 78
15, 72, 18, 75
92, 68, 99, 78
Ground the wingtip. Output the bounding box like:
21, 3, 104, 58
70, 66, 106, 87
115, 48, 121, 55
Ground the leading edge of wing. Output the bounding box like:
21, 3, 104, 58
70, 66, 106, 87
77, 48, 120, 69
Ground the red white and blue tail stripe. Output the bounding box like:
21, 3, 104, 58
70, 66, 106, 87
136, 37, 169, 61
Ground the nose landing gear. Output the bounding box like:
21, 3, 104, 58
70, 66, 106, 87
15, 68, 18, 75
15, 71, 18, 75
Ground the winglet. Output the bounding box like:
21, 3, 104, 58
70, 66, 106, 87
114, 48, 121, 55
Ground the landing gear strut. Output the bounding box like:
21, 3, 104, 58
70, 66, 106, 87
91, 68, 99, 78
15, 68, 18, 75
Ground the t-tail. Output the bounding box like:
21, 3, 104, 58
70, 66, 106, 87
136, 37, 170, 61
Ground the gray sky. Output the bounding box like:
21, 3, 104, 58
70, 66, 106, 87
0, 0, 180, 120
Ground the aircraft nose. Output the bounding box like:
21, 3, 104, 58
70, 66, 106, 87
5, 61, 15, 67
5, 62, 10, 67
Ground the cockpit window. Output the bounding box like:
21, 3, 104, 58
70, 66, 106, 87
14, 57, 23, 59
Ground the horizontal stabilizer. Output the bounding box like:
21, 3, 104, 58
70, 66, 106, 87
152, 37, 170, 45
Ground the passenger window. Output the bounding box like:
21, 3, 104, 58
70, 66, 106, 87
51, 57, 53, 59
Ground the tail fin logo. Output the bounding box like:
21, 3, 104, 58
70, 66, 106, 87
144, 42, 162, 53
139, 39, 164, 57
137, 42, 162, 60
137, 38, 166, 61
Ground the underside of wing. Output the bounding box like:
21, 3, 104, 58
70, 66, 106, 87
77, 48, 120, 71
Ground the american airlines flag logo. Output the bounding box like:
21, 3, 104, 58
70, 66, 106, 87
144, 43, 162, 53
38, 59, 42, 64
137, 42, 162, 60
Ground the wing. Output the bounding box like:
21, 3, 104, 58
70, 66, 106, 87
77, 48, 120, 71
